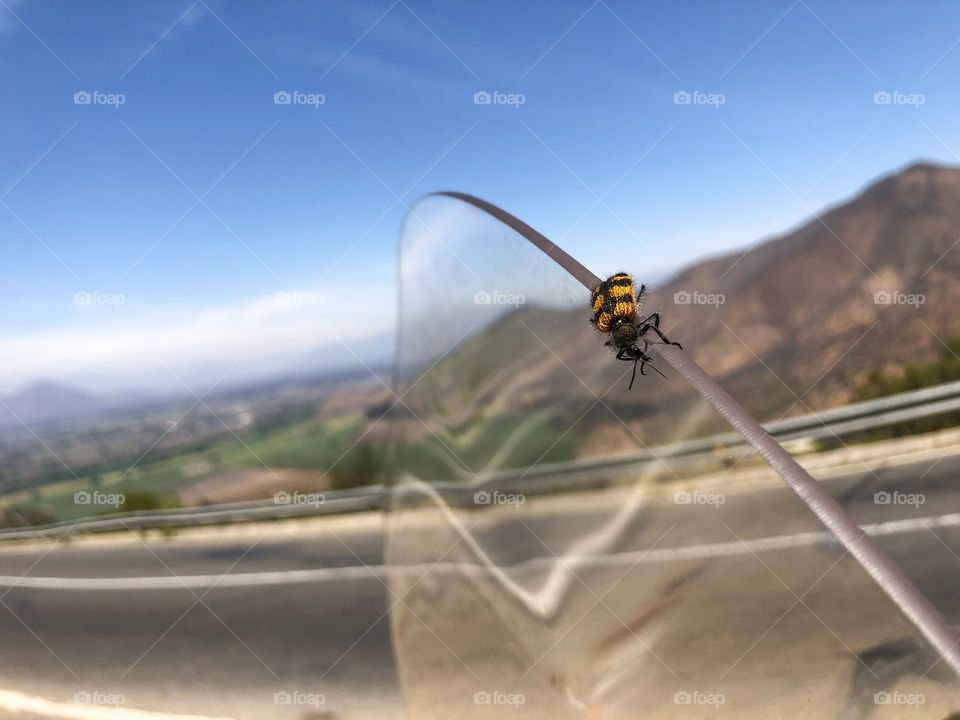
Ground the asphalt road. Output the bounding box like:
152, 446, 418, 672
1, 448, 960, 719
0, 517, 396, 720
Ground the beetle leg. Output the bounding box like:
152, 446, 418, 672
637, 313, 682, 349
628, 358, 639, 389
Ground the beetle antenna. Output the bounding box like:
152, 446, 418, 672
628, 358, 639, 390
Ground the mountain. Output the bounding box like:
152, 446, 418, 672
0, 381, 107, 428
648, 161, 960, 419
399, 161, 960, 455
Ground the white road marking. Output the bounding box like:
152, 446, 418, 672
0, 511, 956, 592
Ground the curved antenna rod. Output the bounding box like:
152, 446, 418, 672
434, 191, 600, 289
429, 190, 960, 678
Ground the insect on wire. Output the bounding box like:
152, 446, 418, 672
589, 272, 681, 389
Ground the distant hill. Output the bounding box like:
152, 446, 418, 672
0, 381, 106, 428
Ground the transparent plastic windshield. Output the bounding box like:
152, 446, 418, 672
386, 195, 958, 719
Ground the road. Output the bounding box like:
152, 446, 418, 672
0, 516, 396, 720
1, 447, 960, 719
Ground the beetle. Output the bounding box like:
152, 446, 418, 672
590, 272, 681, 389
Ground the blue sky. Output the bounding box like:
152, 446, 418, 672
3, 0, 960, 392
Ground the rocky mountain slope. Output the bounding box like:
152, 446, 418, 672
650, 161, 960, 420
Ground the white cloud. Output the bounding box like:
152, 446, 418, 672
0, 283, 394, 392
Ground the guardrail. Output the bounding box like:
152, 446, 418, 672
0, 487, 386, 542
474, 378, 960, 485
2, 380, 959, 541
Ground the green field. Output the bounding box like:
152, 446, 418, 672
0, 412, 378, 526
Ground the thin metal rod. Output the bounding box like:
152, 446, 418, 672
433, 191, 600, 289
431, 191, 960, 677
655, 343, 960, 676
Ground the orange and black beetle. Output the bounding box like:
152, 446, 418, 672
590, 272, 681, 388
